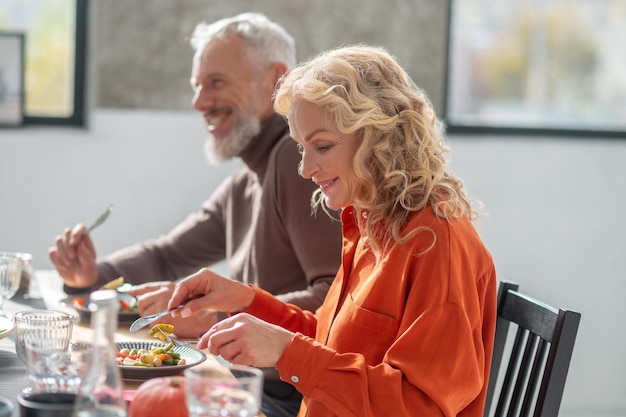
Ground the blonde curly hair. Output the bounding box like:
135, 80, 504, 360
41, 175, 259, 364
274, 45, 481, 257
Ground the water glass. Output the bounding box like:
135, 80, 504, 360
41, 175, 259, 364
185, 365, 263, 417
24, 342, 84, 394
0, 253, 22, 318
13, 310, 74, 365
0, 396, 13, 417
0, 251, 35, 295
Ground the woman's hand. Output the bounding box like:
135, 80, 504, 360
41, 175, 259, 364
200, 313, 295, 368
129, 281, 219, 338
48, 223, 98, 289
168, 268, 255, 318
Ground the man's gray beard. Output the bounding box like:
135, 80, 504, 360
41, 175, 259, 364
203, 111, 261, 164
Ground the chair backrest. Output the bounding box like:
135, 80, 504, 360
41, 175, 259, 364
483, 281, 581, 417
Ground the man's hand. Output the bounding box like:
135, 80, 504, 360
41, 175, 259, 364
48, 223, 98, 289
128, 281, 176, 314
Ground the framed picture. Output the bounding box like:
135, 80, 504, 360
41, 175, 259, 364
0, 32, 25, 127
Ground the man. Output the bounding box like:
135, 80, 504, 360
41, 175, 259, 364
49, 13, 342, 417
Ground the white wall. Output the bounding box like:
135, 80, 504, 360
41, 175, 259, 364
0, 109, 242, 272
1, 109, 625, 416
447, 135, 626, 417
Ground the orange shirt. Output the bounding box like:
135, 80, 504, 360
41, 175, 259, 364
246, 206, 496, 417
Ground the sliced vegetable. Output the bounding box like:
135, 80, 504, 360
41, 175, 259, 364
119, 299, 138, 312
71, 293, 137, 313
155, 353, 174, 366
149, 323, 175, 341
116, 343, 186, 367
100, 276, 125, 290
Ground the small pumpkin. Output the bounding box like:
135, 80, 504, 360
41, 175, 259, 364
129, 375, 188, 417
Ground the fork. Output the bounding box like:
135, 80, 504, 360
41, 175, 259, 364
86, 204, 114, 234
129, 305, 185, 332
156, 327, 198, 348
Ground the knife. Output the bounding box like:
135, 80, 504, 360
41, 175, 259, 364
128, 305, 185, 333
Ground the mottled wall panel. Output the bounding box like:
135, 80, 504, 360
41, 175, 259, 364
92, 0, 448, 113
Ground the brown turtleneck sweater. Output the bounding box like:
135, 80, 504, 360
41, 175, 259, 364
71, 114, 342, 312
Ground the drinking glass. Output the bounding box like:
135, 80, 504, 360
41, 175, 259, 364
24, 340, 84, 394
0, 396, 13, 417
0, 251, 35, 295
185, 365, 263, 417
13, 310, 74, 365
0, 253, 22, 318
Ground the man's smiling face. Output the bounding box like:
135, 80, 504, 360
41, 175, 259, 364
190, 34, 275, 162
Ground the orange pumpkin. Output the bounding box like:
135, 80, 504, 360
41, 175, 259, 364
129, 376, 188, 417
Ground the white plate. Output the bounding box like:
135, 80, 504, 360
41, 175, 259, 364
0, 316, 14, 340
116, 341, 207, 381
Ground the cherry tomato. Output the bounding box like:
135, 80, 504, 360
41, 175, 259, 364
72, 297, 86, 309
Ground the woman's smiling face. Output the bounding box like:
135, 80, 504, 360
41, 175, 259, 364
288, 101, 361, 210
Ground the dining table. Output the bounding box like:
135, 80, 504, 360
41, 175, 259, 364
0, 269, 264, 417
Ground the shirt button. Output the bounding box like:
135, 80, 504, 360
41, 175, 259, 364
291, 375, 300, 384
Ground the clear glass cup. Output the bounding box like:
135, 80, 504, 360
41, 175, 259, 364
0, 251, 35, 296
0, 253, 22, 318
0, 396, 13, 417
184, 364, 263, 417
24, 341, 84, 394
13, 310, 74, 365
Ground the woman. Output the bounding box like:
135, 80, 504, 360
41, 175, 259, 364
169, 45, 497, 417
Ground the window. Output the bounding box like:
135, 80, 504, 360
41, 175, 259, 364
445, 0, 626, 138
0, 0, 87, 126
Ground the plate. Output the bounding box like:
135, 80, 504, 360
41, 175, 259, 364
116, 341, 207, 380
0, 316, 14, 340
60, 293, 140, 323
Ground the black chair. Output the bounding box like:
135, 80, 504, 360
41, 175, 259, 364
483, 281, 581, 417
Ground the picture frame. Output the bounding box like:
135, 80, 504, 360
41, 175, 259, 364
0, 32, 25, 127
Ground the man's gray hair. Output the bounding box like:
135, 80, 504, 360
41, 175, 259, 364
190, 12, 296, 68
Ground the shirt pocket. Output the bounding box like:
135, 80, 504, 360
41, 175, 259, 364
327, 293, 399, 364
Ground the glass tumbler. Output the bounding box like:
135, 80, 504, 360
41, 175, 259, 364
24, 341, 84, 394
185, 364, 263, 417
0, 253, 22, 318
13, 310, 74, 365
0, 251, 34, 296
